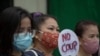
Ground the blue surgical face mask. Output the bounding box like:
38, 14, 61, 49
13, 32, 33, 51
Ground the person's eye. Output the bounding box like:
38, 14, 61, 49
48, 28, 54, 30
28, 28, 31, 32
27, 27, 31, 32
18, 29, 24, 33
89, 35, 95, 38
57, 29, 60, 32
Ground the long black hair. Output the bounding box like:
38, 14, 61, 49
0, 7, 35, 56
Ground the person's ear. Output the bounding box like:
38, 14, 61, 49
78, 36, 82, 45
35, 35, 42, 41
35, 31, 42, 40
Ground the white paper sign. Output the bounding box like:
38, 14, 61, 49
58, 29, 79, 56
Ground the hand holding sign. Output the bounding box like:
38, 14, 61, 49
58, 29, 79, 56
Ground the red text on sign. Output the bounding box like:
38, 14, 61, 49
62, 33, 71, 42
61, 41, 77, 52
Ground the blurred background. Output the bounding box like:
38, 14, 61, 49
0, 0, 100, 56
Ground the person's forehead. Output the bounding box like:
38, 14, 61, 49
44, 18, 58, 25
